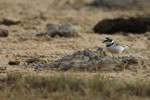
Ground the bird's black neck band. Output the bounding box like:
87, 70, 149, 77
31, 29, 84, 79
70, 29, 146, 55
106, 42, 114, 47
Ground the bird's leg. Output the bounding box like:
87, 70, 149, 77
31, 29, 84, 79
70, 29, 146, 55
113, 53, 118, 58
117, 53, 120, 58
112, 53, 114, 58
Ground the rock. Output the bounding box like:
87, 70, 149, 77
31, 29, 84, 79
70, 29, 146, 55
26, 58, 39, 64
120, 56, 139, 70
8, 61, 20, 65
36, 24, 79, 37
0, 66, 6, 71
58, 25, 78, 37
49, 48, 141, 71
46, 23, 60, 33
93, 17, 150, 34
32, 63, 44, 71
0, 18, 21, 26
0, 29, 9, 37
45, 23, 79, 37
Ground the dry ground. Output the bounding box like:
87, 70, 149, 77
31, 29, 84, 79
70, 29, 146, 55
0, 0, 150, 82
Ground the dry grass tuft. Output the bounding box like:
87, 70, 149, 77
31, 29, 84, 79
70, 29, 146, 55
0, 73, 150, 100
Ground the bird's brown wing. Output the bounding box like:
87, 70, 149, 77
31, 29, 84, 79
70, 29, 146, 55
114, 42, 120, 46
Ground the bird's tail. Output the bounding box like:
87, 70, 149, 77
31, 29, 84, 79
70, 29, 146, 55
123, 45, 134, 55
123, 45, 129, 50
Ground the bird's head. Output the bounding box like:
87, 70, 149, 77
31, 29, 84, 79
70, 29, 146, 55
102, 37, 113, 43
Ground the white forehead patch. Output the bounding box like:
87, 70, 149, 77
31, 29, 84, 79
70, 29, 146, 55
104, 38, 108, 41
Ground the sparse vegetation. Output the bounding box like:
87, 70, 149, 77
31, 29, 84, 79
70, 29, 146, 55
0, 73, 149, 100
0, 0, 150, 100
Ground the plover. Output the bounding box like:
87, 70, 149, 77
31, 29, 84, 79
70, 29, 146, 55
102, 37, 128, 57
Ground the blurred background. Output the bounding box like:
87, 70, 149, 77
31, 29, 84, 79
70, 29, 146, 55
0, 0, 150, 33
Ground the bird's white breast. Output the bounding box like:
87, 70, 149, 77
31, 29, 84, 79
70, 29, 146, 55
106, 45, 124, 53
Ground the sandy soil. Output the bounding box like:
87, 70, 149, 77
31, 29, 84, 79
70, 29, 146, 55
0, 0, 150, 81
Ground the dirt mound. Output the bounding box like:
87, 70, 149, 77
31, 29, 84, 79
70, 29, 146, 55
50, 48, 141, 71
36, 24, 79, 37
93, 17, 150, 34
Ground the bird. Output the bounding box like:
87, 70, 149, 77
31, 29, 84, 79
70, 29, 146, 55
102, 37, 128, 57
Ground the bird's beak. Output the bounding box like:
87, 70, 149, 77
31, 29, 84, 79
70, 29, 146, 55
102, 40, 106, 43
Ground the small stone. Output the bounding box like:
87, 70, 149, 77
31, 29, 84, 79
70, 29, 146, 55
26, 58, 39, 64
0, 66, 6, 71
0, 29, 9, 37
122, 56, 139, 64
0, 18, 21, 26
8, 61, 20, 65
46, 23, 59, 32
32, 63, 44, 71
62, 55, 73, 60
